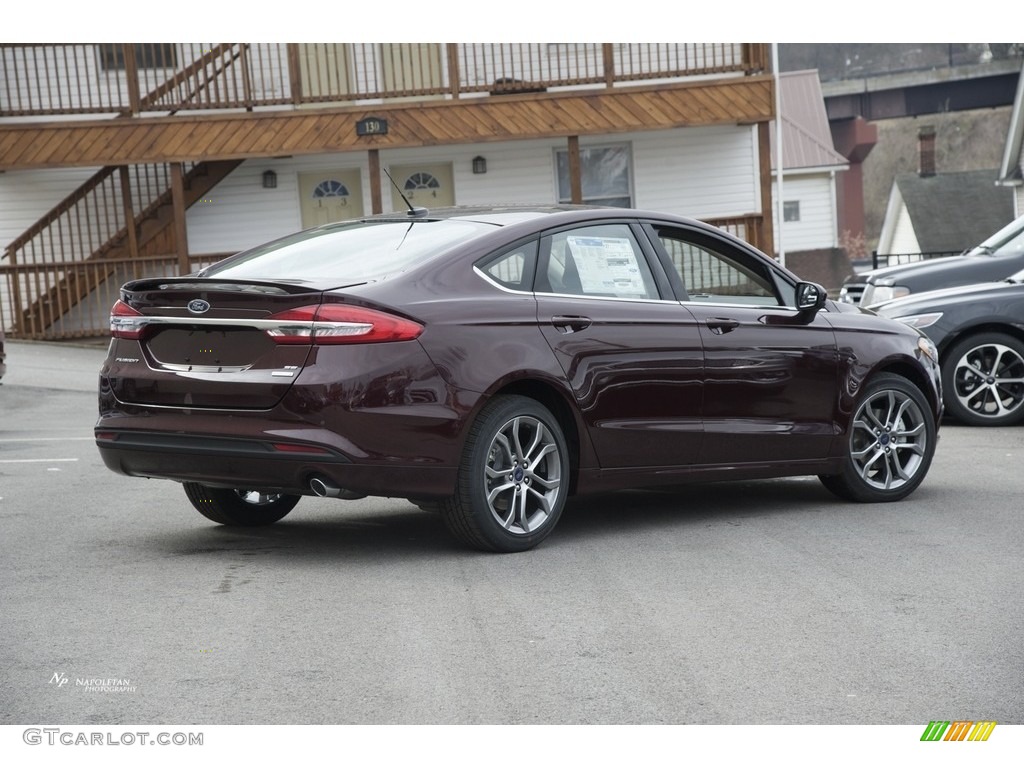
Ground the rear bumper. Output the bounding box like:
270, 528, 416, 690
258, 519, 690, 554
95, 429, 457, 499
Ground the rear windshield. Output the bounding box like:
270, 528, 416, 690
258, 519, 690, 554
201, 219, 493, 281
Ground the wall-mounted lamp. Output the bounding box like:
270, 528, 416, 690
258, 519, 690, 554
472, 156, 487, 175
262, 170, 277, 189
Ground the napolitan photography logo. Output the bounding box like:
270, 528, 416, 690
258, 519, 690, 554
49, 672, 69, 688
49, 671, 137, 693
920, 720, 997, 741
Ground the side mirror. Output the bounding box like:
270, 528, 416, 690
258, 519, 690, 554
795, 281, 827, 313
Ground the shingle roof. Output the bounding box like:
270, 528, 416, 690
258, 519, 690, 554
770, 70, 848, 172
896, 169, 1015, 252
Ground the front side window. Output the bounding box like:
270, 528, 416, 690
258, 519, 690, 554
538, 224, 658, 300
656, 227, 780, 306
555, 145, 632, 207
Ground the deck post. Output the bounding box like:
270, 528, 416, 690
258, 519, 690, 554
368, 150, 382, 214
170, 163, 190, 275
567, 136, 583, 204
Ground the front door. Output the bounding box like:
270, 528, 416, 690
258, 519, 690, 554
388, 163, 454, 211
647, 222, 839, 464
298, 169, 364, 228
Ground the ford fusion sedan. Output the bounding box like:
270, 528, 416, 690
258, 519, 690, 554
876, 268, 1024, 426
95, 206, 942, 552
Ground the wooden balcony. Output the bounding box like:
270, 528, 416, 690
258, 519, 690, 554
0, 43, 772, 170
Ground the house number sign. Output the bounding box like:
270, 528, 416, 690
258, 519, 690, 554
356, 118, 388, 136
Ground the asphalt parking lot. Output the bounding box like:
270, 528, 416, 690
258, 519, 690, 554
1, 339, 1022, 727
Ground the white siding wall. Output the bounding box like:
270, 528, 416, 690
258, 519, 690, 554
0, 167, 100, 251
633, 125, 760, 217
184, 162, 304, 254
772, 173, 837, 252
888, 206, 921, 254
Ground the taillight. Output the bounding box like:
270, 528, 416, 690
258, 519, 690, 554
109, 299, 145, 339
265, 304, 423, 345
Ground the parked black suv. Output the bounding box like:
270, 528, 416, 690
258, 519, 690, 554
840, 215, 1024, 308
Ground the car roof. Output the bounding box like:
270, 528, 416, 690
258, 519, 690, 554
360, 204, 610, 226
356, 203, 727, 237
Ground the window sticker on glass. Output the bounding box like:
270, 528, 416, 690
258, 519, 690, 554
567, 236, 647, 296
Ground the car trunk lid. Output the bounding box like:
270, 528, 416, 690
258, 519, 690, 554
106, 278, 329, 409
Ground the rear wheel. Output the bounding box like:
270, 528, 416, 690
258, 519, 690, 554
183, 482, 299, 526
941, 332, 1024, 426
819, 373, 936, 502
440, 395, 569, 552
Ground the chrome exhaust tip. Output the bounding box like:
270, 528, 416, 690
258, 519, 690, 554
309, 476, 366, 500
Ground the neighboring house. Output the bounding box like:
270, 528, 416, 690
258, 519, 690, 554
769, 70, 850, 289
997, 62, 1024, 216
0, 43, 777, 340
878, 127, 1014, 255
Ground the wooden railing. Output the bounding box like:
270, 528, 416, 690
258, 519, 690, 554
0, 252, 232, 339
707, 215, 767, 253
3, 163, 192, 266
0, 161, 241, 338
1, 43, 767, 117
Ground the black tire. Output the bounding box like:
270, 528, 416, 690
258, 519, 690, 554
183, 482, 299, 526
941, 332, 1024, 426
819, 373, 936, 502
440, 395, 570, 552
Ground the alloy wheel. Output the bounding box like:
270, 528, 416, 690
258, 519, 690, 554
951, 342, 1024, 422
849, 388, 929, 491
483, 414, 563, 536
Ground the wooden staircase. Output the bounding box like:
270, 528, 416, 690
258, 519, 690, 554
8, 159, 242, 336
1, 46, 252, 338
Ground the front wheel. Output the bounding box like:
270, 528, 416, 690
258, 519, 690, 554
941, 332, 1024, 426
819, 373, 936, 502
183, 482, 300, 526
440, 395, 570, 552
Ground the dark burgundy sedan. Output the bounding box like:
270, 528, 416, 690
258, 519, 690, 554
96, 206, 942, 551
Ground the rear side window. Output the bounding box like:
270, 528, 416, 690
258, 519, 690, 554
203, 219, 494, 282
537, 224, 659, 300
476, 240, 539, 291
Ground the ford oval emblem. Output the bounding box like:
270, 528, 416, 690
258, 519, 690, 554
188, 299, 210, 314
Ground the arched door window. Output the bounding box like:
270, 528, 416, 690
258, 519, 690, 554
402, 172, 441, 199
313, 179, 351, 201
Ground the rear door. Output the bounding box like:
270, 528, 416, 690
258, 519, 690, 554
106, 278, 323, 409
534, 221, 705, 468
